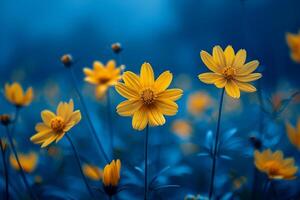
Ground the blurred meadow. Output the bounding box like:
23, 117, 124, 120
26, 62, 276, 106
0, 0, 300, 199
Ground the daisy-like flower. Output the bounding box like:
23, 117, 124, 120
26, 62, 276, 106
198, 45, 262, 98
4, 82, 33, 107
286, 31, 300, 63
187, 91, 211, 116
83, 164, 103, 181
30, 99, 81, 148
83, 60, 122, 98
115, 62, 183, 131
103, 159, 121, 196
9, 152, 38, 173
171, 119, 192, 139
254, 149, 298, 180
285, 118, 300, 150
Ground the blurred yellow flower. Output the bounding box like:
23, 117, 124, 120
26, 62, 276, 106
285, 118, 300, 150
83, 60, 122, 98
286, 31, 300, 63
4, 82, 33, 107
103, 159, 121, 187
116, 62, 183, 131
83, 164, 103, 181
254, 149, 298, 180
9, 152, 38, 173
187, 92, 211, 116
30, 99, 81, 148
198, 45, 262, 98
172, 119, 192, 138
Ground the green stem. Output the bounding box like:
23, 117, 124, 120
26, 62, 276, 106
106, 89, 114, 158
144, 125, 149, 200
0, 139, 9, 200
208, 88, 225, 200
69, 67, 110, 163
65, 134, 95, 199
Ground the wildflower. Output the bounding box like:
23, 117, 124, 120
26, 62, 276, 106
83, 60, 122, 98
83, 164, 103, 181
285, 118, 300, 150
0, 114, 11, 126
172, 119, 192, 138
198, 45, 262, 98
103, 159, 121, 196
4, 82, 33, 107
111, 42, 122, 54
187, 91, 211, 116
61, 54, 73, 67
9, 152, 38, 173
254, 149, 298, 180
116, 62, 183, 130
30, 99, 81, 148
286, 31, 300, 63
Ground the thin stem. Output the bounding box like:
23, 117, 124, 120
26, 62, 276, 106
144, 125, 149, 200
106, 89, 114, 158
0, 140, 9, 200
263, 179, 271, 199
69, 67, 110, 163
208, 88, 225, 200
65, 134, 95, 199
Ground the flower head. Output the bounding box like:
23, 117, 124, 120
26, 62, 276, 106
198, 45, 262, 98
4, 82, 33, 107
187, 91, 211, 116
9, 152, 38, 173
61, 54, 73, 67
83, 164, 103, 181
116, 62, 183, 131
172, 119, 192, 138
286, 31, 300, 63
84, 60, 122, 98
103, 159, 121, 196
111, 42, 122, 54
286, 118, 300, 150
30, 99, 81, 148
254, 149, 298, 180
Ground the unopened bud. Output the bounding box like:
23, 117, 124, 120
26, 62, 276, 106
61, 54, 73, 67
111, 43, 122, 54
0, 114, 11, 126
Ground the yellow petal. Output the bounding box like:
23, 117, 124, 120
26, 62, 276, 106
212, 46, 226, 68
286, 122, 297, 147
140, 62, 154, 87
83, 68, 94, 76
95, 85, 108, 99
84, 77, 98, 84
30, 129, 53, 143
225, 80, 240, 98
68, 110, 82, 125
122, 71, 141, 91
235, 81, 257, 92
155, 100, 178, 116
154, 71, 172, 92
224, 45, 235, 67
236, 60, 259, 75
214, 78, 227, 88
200, 50, 221, 73
132, 107, 148, 131
107, 60, 116, 70
41, 135, 57, 148
232, 49, 247, 68
12, 82, 24, 105
148, 106, 166, 126
157, 89, 183, 101
115, 83, 139, 99
235, 73, 262, 82
93, 61, 104, 70
41, 110, 56, 126
198, 73, 223, 84
24, 87, 34, 105
35, 123, 50, 131
117, 100, 142, 116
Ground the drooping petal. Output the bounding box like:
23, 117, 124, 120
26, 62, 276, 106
24, 87, 33, 105
214, 78, 227, 88
12, 82, 24, 105
157, 89, 183, 101
154, 71, 172, 92
68, 110, 82, 125
236, 60, 259, 75
225, 80, 240, 98
235, 81, 257, 92
200, 50, 221, 73
140, 62, 154, 87
232, 49, 247, 68
122, 71, 141, 91
116, 100, 143, 116
115, 83, 139, 99
30, 129, 53, 143
155, 100, 178, 116
132, 107, 148, 131
83, 68, 94, 76
198, 73, 223, 84
41, 110, 56, 126
95, 85, 108, 99
41, 135, 57, 148
235, 73, 262, 82
212, 46, 226, 68
148, 106, 166, 127
224, 45, 235, 67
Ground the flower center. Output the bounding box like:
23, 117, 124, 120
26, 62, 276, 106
265, 161, 280, 176
50, 117, 65, 133
141, 89, 156, 105
222, 67, 236, 79
98, 77, 111, 84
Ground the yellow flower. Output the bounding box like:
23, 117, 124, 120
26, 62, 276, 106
187, 91, 211, 116
115, 62, 183, 131
4, 82, 33, 107
286, 31, 300, 63
254, 149, 298, 180
83, 60, 122, 98
172, 119, 192, 138
9, 152, 38, 173
285, 118, 300, 150
198, 45, 262, 98
30, 99, 81, 148
83, 164, 103, 181
103, 159, 121, 187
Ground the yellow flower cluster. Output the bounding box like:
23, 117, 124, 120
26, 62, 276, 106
9, 152, 38, 173
103, 159, 121, 187
286, 31, 300, 63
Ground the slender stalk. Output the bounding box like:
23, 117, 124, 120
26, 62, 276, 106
106, 89, 114, 158
263, 179, 271, 199
65, 134, 95, 199
208, 88, 225, 200
144, 125, 149, 200
68, 67, 110, 163
0, 140, 9, 200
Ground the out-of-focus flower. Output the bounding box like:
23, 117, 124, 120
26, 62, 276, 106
187, 92, 211, 116
9, 152, 38, 173
171, 119, 192, 138
4, 82, 33, 107
30, 99, 81, 148
83, 164, 103, 181
47, 146, 61, 157
103, 159, 121, 196
254, 149, 298, 180
198, 45, 262, 98
0, 114, 11, 126
111, 42, 122, 54
116, 62, 183, 131
83, 60, 122, 99
232, 176, 247, 190
285, 118, 300, 150
60, 54, 73, 67
286, 31, 300, 63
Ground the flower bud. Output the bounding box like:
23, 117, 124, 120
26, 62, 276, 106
0, 114, 11, 126
111, 43, 122, 54
61, 54, 73, 67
